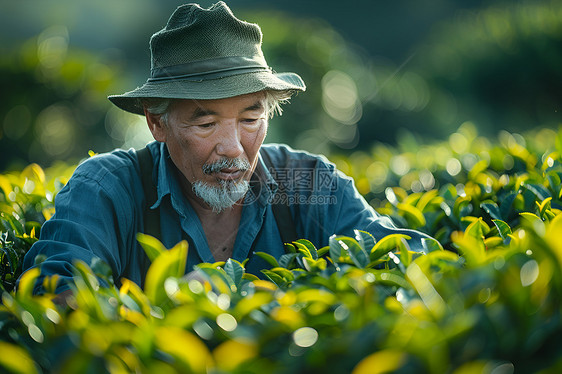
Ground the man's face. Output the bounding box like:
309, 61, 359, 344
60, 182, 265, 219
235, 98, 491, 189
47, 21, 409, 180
150, 92, 268, 210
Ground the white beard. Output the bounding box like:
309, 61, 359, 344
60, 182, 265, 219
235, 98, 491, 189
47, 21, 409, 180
193, 157, 251, 213
192, 179, 249, 213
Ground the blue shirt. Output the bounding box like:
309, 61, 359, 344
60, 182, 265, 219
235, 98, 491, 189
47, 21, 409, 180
22, 141, 429, 293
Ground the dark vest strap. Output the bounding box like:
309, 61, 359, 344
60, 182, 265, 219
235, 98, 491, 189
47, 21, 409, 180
137, 147, 161, 240
260, 149, 298, 244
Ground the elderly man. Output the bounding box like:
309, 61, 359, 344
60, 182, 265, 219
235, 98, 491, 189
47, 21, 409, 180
21, 1, 428, 295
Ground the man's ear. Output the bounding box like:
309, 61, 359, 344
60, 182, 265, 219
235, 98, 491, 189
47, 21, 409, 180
144, 108, 167, 142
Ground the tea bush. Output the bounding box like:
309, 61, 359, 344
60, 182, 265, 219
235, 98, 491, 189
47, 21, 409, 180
1, 126, 562, 373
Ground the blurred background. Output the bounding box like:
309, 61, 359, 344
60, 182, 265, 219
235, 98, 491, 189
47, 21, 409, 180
1, 0, 561, 171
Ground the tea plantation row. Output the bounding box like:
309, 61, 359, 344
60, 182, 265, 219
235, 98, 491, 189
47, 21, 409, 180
1, 124, 562, 373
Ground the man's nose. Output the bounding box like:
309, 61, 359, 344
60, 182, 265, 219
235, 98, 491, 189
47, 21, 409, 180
216, 122, 244, 158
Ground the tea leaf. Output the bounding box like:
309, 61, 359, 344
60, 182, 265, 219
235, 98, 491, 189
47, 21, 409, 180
499, 192, 518, 220
354, 229, 376, 252
269, 267, 295, 281
136, 233, 167, 262
416, 189, 442, 212
17, 267, 40, 298
261, 269, 286, 287
302, 257, 327, 272
451, 231, 486, 267
523, 183, 551, 201
254, 252, 279, 267
0, 342, 38, 374
332, 236, 369, 268
406, 262, 447, 318
371, 234, 411, 261
453, 197, 473, 220
0, 175, 12, 196
414, 250, 461, 274
352, 349, 405, 374
464, 217, 490, 239
242, 273, 259, 281
481, 202, 502, 220
329, 235, 347, 263
144, 241, 188, 306
213, 340, 258, 372
252, 280, 278, 292
492, 219, 512, 241
284, 243, 297, 253
224, 259, 244, 288
537, 197, 552, 219
279, 253, 299, 268
294, 240, 318, 260
545, 213, 562, 268
155, 326, 212, 372
468, 159, 488, 180
317, 245, 330, 257
396, 202, 426, 228
370, 269, 410, 289
21, 163, 45, 185
421, 237, 444, 253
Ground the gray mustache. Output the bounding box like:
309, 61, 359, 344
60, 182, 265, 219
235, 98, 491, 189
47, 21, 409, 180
202, 158, 251, 174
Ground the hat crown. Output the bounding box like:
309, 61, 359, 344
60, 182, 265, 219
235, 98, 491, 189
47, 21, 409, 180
150, 1, 265, 71
108, 1, 305, 115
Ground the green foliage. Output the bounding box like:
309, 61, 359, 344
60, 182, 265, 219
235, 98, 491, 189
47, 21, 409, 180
3, 1, 560, 170
0, 162, 75, 292
1, 127, 562, 372
249, 0, 562, 150
0, 26, 136, 170
413, 0, 562, 135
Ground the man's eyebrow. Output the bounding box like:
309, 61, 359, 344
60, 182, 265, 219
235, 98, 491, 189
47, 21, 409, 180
241, 101, 265, 113
190, 106, 217, 120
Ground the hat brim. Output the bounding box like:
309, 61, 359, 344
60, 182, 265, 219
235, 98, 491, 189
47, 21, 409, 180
108, 71, 306, 116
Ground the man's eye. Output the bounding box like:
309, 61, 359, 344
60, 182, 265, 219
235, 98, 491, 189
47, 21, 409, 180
242, 118, 259, 124
198, 123, 214, 128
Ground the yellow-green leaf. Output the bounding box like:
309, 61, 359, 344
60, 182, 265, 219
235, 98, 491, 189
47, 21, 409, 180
17, 267, 40, 299
155, 326, 212, 373
396, 202, 426, 228
233, 292, 273, 318
371, 234, 411, 261
213, 339, 258, 372
21, 163, 45, 184
136, 233, 167, 262
252, 280, 278, 292
416, 189, 442, 212
0, 342, 38, 374
0, 175, 12, 196
492, 219, 512, 240
537, 197, 553, 219
545, 213, 562, 268
352, 349, 406, 374
464, 217, 490, 239
519, 212, 546, 237
294, 240, 318, 260
468, 159, 489, 180
144, 241, 188, 306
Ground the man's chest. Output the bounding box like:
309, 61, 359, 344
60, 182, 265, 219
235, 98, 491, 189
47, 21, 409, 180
199, 208, 242, 262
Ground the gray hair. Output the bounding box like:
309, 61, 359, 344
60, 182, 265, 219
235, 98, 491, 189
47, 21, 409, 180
141, 90, 295, 125
265, 89, 294, 118
141, 98, 172, 125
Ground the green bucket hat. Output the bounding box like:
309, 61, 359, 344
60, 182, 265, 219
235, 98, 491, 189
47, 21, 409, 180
108, 1, 306, 115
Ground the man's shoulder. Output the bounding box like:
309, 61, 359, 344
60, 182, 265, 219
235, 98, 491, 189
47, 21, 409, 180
260, 143, 334, 170
73, 147, 140, 184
